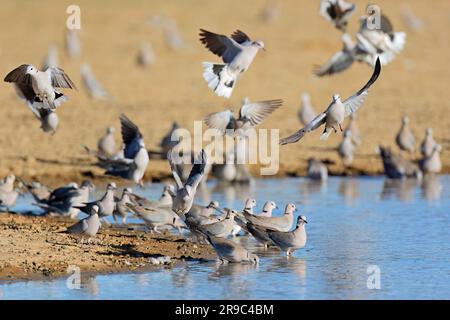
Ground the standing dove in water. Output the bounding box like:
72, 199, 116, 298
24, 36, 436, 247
395, 116, 416, 153
420, 128, 437, 157
280, 57, 381, 145
168, 150, 207, 215
4, 64, 76, 110
420, 145, 442, 175
199, 29, 265, 98
267, 215, 308, 257
203, 233, 259, 264
103, 114, 150, 186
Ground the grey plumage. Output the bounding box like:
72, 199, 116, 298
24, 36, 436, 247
113, 188, 133, 224
74, 182, 117, 218
319, 0, 356, 32
338, 130, 355, 165
66, 205, 101, 239
243, 203, 296, 232
204, 234, 259, 264
307, 158, 328, 181
378, 146, 422, 179
298, 92, 316, 126
0, 174, 19, 210
396, 116, 416, 153
267, 215, 308, 256
420, 128, 437, 157
420, 145, 442, 174
97, 127, 117, 156
126, 203, 186, 233
80, 64, 110, 100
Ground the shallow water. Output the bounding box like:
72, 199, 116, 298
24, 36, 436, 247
1, 176, 449, 299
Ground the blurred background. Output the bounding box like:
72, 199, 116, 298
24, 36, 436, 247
0, 0, 448, 184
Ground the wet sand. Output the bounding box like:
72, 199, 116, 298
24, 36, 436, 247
0, 213, 214, 282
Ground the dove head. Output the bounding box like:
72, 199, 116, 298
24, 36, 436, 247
107, 182, 117, 190
244, 198, 257, 210
123, 187, 132, 195
81, 180, 94, 189
207, 200, 219, 209
252, 40, 265, 51
434, 144, 442, 153
106, 127, 115, 134
263, 201, 277, 211
344, 130, 352, 138
426, 128, 433, 136
285, 203, 297, 214
26, 65, 38, 75
297, 215, 308, 225
91, 205, 99, 215
402, 116, 410, 124
332, 94, 341, 102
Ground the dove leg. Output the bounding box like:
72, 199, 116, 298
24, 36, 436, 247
339, 124, 343, 132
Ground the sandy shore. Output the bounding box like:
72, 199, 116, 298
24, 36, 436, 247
0, 213, 214, 282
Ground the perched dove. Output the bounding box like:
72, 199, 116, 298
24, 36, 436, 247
267, 215, 308, 256
98, 127, 117, 157
319, 0, 356, 31
420, 145, 442, 175
168, 149, 207, 215
65, 205, 101, 241
102, 114, 150, 186
338, 130, 355, 165
420, 128, 437, 157
378, 146, 422, 179
396, 116, 416, 153
307, 158, 328, 181
113, 188, 133, 224
74, 182, 117, 219
281, 57, 381, 144
136, 42, 155, 67
298, 92, 317, 126
204, 99, 283, 136
199, 29, 266, 98
4, 64, 76, 109
0, 174, 19, 211
81, 64, 110, 100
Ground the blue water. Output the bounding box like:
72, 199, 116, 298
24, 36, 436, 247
1, 176, 449, 299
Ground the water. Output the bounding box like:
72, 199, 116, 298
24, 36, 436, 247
1, 176, 449, 299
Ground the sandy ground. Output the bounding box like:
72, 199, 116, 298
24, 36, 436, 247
0, 213, 214, 282
0, 0, 449, 184
0, 0, 449, 281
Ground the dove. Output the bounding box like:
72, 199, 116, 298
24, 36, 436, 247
307, 158, 328, 181
0, 174, 19, 211
74, 182, 117, 219
338, 130, 355, 166
420, 145, 442, 175
244, 203, 296, 232
378, 146, 422, 180
203, 233, 259, 264
420, 128, 437, 157
344, 113, 361, 146
168, 149, 207, 215
160, 122, 180, 154
280, 57, 381, 144
4, 64, 76, 110
199, 29, 266, 98
192, 209, 237, 238
101, 114, 150, 186
298, 92, 317, 126
204, 99, 283, 136
80, 64, 110, 100
128, 185, 175, 209
113, 188, 133, 224
98, 127, 117, 157
396, 116, 416, 153
136, 42, 155, 67
126, 203, 186, 233
319, 0, 356, 32
65, 205, 101, 243
267, 215, 308, 256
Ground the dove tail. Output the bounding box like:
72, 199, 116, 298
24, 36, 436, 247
320, 127, 332, 140
202, 62, 235, 98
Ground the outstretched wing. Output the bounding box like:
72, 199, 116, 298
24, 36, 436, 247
46, 67, 77, 89
4, 64, 32, 85
204, 110, 233, 134
199, 29, 242, 63
230, 30, 252, 44
279, 113, 327, 145
314, 50, 354, 77
186, 150, 207, 188
239, 99, 283, 126
343, 57, 381, 116
120, 114, 144, 159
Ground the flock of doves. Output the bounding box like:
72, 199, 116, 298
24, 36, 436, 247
0, 1, 442, 263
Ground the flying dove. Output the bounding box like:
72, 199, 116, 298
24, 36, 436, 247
281, 57, 381, 144
199, 29, 266, 98
319, 0, 356, 32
